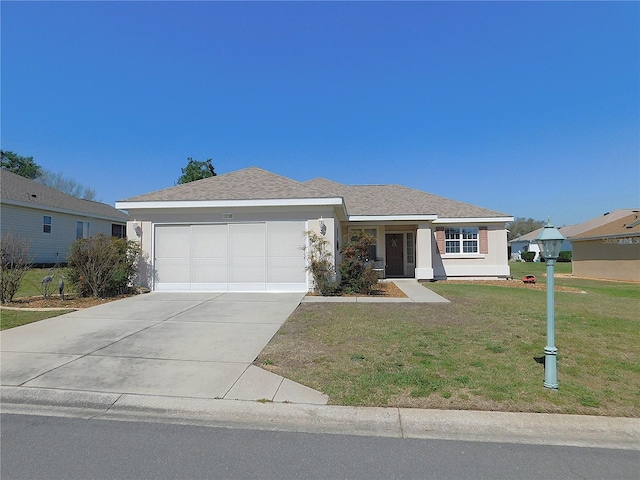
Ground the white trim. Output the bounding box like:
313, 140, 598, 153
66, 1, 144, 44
442, 254, 486, 259
433, 216, 513, 224
3, 198, 127, 223
116, 197, 344, 210
348, 214, 437, 222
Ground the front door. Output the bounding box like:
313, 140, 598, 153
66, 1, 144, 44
385, 233, 404, 276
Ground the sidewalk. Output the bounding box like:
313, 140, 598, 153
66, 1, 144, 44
302, 279, 450, 303
2, 386, 638, 451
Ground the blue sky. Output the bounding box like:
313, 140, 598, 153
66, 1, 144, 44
2, 1, 638, 225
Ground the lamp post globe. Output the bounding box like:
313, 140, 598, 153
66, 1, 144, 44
535, 220, 565, 389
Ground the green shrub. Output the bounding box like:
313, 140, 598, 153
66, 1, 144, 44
0, 233, 34, 303
558, 250, 572, 262
67, 234, 140, 298
303, 231, 340, 295
521, 252, 536, 262
338, 230, 379, 295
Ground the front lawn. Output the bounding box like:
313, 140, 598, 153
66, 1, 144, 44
1, 309, 69, 330
255, 270, 639, 417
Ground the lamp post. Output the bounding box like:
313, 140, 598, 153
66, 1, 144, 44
536, 220, 565, 390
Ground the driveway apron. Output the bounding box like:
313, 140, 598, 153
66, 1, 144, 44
0, 292, 328, 404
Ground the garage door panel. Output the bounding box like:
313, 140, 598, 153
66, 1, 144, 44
268, 257, 306, 283
229, 224, 266, 257
229, 257, 266, 283
155, 259, 190, 283
192, 225, 227, 258
155, 226, 190, 258
268, 222, 306, 257
192, 258, 228, 283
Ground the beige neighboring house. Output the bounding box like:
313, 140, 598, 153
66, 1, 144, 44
570, 211, 640, 282
116, 167, 513, 293
1, 169, 129, 264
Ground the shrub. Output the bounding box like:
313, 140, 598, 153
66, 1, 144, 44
558, 250, 572, 262
0, 233, 34, 303
67, 234, 140, 298
521, 252, 536, 262
302, 231, 340, 295
338, 230, 379, 295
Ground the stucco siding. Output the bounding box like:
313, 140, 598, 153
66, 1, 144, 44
573, 239, 640, 282
435, 223, 510, 278
1, 204, 119, 264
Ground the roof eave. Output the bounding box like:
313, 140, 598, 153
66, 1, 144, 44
348, 214, 438, 222
433, 216, 514, 224
2, 198, 128, 222
115, 197, 345, 210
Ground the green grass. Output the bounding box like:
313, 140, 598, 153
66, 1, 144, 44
14, 267, 75, 298
1, 309, 69, 330
256, 270, 640, 416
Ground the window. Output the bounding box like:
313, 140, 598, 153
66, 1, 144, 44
406, 232, 415, 264
76, 221, 90, 239
112, 224, 126, 238
43, 216, 52, 234
445, 227, 478, 254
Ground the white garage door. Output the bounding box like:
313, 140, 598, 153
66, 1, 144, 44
154, 222, 307, 292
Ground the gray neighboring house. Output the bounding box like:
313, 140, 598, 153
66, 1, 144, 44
116, 167, 513, 293
1, 169, 129, 264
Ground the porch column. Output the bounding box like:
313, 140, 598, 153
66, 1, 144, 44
415, 223, 434, 280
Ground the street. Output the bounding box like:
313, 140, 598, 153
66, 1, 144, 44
1, 413, 637, 479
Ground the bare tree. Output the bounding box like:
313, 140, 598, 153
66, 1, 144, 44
0, 233, 35, 303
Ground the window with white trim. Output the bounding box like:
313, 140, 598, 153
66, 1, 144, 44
406, 232, 415, 264
445, 227, 478, 253
43, 216, 52, 234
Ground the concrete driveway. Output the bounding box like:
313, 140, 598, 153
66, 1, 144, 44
0, 293, 328, 404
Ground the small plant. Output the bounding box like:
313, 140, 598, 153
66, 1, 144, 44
338, 230, 379, 294
558, 250, 572, 262
302, 231, 340, 295
67, 234, 140, 298
0, 233, 35, 303
521, 252, 536, 262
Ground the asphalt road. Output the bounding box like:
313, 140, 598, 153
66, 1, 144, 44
2, 413, 637, 480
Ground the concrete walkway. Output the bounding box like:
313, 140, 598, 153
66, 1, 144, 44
0, 292, 328, 405
302, 279, 449, 303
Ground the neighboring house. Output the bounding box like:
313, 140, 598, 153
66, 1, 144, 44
509, 227, 573, 262
508, 209, 638, 261
570, 212, 640, 282
115, 167, 513, 292
1, 169, 129, 264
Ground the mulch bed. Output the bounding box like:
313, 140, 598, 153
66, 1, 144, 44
307, 281, 408, 298
2, 294, 128, 310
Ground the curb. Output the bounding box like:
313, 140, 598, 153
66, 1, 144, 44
2, 386, 639, 451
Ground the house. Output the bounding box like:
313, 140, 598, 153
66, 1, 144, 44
508, 209, 638, 262
1, 169, 129, 264
115, 167, 513, 292
570, 211, 640, 282
509, 227, 573, 262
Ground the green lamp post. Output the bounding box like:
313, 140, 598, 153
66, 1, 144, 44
536, 220, 565, 389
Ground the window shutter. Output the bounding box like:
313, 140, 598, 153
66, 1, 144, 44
435, 227, 445, 253
479, 226, 488, 254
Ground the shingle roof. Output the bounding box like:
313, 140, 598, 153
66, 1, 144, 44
571, 212, 640, 240
119, 167, 510, 219
304, 178, 508, 218
507, 209, 640, 243
121, 167, 330, 202
1, 169, 128, 221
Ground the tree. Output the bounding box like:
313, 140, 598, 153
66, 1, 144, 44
36, 170, 97, 201
338, 230, 379, 295
506, 217, 545, 241
0, 233, 35, 303
0, 150, 42, 179
177, 158, 217, 184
